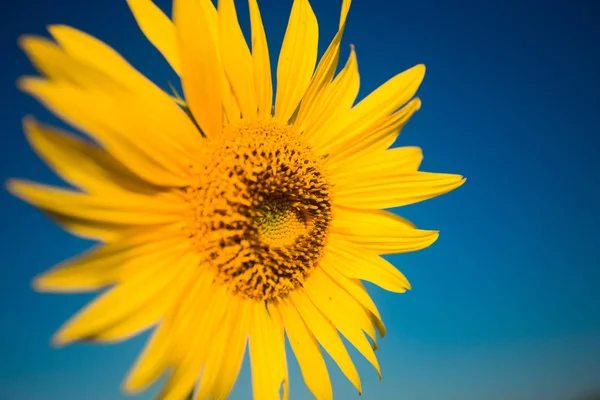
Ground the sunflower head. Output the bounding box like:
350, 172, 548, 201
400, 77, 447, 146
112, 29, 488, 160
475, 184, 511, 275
9, 0, 464, 399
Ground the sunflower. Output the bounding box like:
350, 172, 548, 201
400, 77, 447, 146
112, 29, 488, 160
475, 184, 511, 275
9, 0, 464, 398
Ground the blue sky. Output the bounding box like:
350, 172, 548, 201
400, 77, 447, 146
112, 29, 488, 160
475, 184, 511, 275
1, 0, 599, 399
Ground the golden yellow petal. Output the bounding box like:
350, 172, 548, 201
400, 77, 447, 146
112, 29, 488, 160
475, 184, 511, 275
323, 235, 411, 292
328, 146, 423, 184
327, 98, 422, 166
280, 299, 333, 400
19, 78, 194, 186
307, 272, 382, 347
35, 215, 125, 242
91, 251, 197, 343
330, 207, 438, 255
312, 64, 425, 156
295, 0, 351, 130
45, 26, 202, 154
333, 171, 466, 209
126, 0, 181, 73
271, 303, 290, 400
321, 267, 385, 338
249, 302, 288, 400
332, 229, 438, 255
274, 0, 318, 123
248, 0, 273, 120
175, 0, 239, 125
52, 240, 190, 346
23, 117, 154, 195
173, 0, 223, 138
304, 269, 381, 378
123, 271, 209, 393
194, 297, 251, 400
332, 206, 416, 231
290, 291, 362, 394
8, 179, 184, 225
123, 322, 172, 393
7, 180, 184, 242
302, 47, 359, 140
158, 280, 230, 400
219, 0, 258, 121
201, 3, 240, 127
33, 228, 186, 293
19, 35, 89, 81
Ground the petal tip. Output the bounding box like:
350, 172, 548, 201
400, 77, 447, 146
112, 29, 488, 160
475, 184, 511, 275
46, 24, 71, 38
5, 178, 22, 197
46, 24, 60, 33
428, 230, 440, 246
22, 116, 41, 144
51, 331, 70, 348
17, 35, 35, 51
16, 76, 42, 94
452, 176, 467, 191
414, 97, 422, 110
413, 63, 426, 76
31, 275, 48, 292
121, 377, 142, 395
22, 115, 37, 129
31, 272, 65, 293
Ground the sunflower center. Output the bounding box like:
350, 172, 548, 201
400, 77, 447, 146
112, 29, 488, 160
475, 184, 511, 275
255, 198, 310, 247
184, 123, 331, 302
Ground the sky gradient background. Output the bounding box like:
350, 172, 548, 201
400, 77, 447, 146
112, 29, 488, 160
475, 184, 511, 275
1, 0, 599, 399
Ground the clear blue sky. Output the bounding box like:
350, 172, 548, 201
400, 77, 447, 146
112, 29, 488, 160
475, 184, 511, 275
1, 0, 599, 399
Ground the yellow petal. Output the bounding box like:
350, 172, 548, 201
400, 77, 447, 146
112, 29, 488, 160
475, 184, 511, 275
19, 35, 98, 83
158, 279, 230, 400
303, 47, 359, 140
311, 64, 425, 156
280, 299, 333, 400
123, 270, 210, 393
219, 0, 257, 121
249, 302, 288, 400
33, 228, 186, 292
33, 215, 126, 242
331, 229, 438, 255
248, 0, 273, 120
274, 0, 318, 122
295, 0, 351, 130
334, 170, 466, 209
328, 146, 423, 184
172, 0, 239, 125
92, 251, 197, 343
305, 272, 380, 347
45, 26, 202, 155
327, 98, 422, 167
52, 240, 190, 346
23, 117, 154, 195
123, 322, 172, 393
290, 291, 362, 394
126, 0, 181, 73
193, 297, 250, 400
304, 269, 381, 378
174, 0, 223, 138
333, 206, 415, 231
321, 267, 385, 338
19, 78, 192, 186
324, 236, 411, 292
330, 208, 439, 255
8, 179, 184, 225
